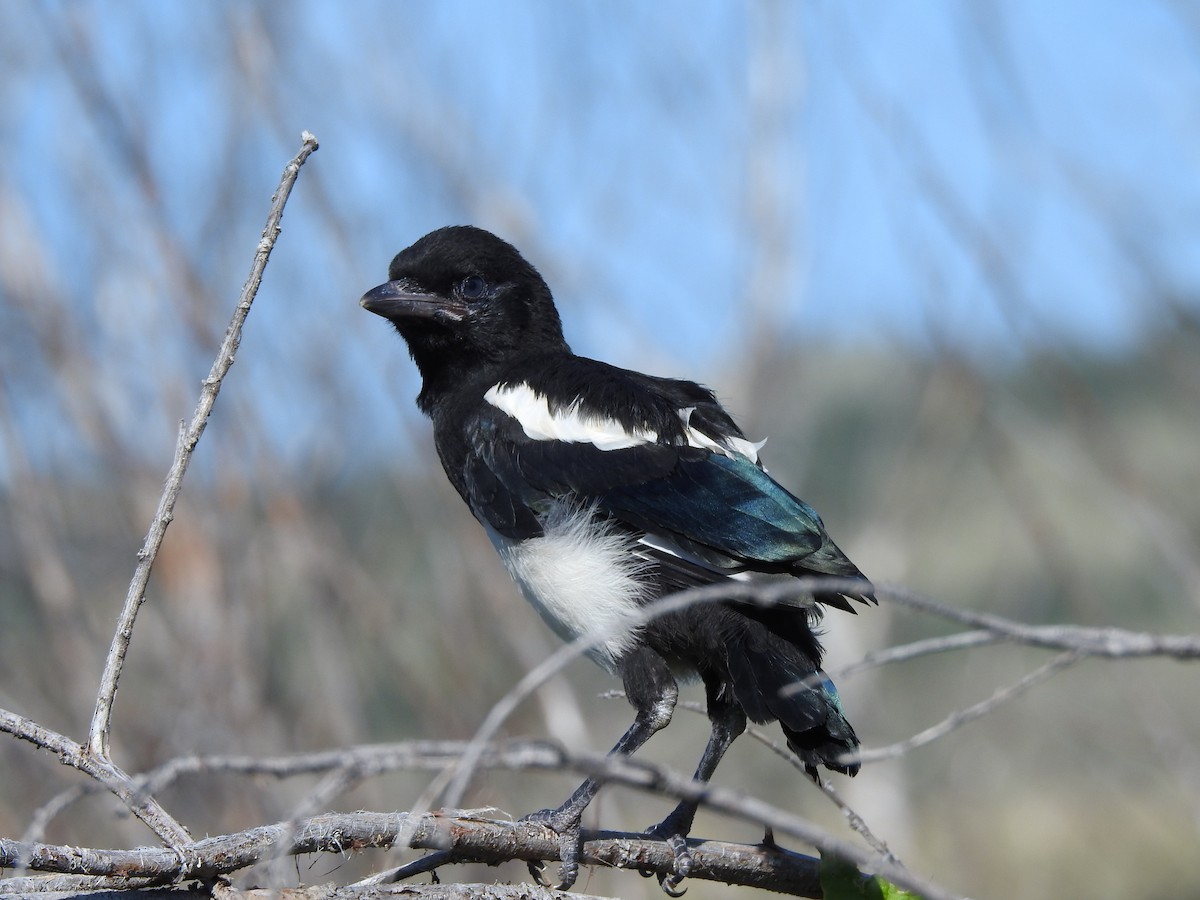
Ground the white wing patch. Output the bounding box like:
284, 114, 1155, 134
484, 501, 652, 669
484, 383, 656, 450
484, 384, 767, 463
678, 407, 767, 464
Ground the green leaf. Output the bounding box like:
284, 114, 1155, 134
819, 851, 924, 900
876, 877, 923, 900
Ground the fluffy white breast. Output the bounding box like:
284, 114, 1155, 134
484, 500, 653, 669
484, 383, 656, 450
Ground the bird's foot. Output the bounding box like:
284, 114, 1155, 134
643, 809, 696, 896
519, 806, 585, 890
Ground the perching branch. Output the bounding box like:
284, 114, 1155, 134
1, 733, 966, 897
86, 132, 319, 770
0, 809, 825, 898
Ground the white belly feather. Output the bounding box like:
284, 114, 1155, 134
483, 501, 653, 670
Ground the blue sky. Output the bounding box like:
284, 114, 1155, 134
1, 1, 1198, 472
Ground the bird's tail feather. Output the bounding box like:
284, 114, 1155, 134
725, 622, 860, 777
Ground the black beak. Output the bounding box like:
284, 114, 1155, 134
360, 279, 468, 324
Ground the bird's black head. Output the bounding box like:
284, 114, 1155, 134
361, 226, 568, 408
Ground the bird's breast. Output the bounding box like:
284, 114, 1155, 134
482, 500, 654, 670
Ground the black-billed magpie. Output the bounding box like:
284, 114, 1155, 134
360, 226, 873, 893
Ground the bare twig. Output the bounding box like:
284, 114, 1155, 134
16, 741, 530, 844
810, 776, 899, 864
837, 629, 1000, 677
19, 785, 86, 850
216, 885, 621, 900
356, 848, 457, 886
855, 650, 1083, 765
0, 873, 168, 896
734, 712, 901, 864
0, 707, 189, 850
877, 583, 1200, 658
87, 132, 319, 765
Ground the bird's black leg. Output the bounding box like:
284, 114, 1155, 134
644, 676, 746, 895
522, 646, 677, 890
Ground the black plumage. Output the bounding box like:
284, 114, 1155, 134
360, 225, 873, 892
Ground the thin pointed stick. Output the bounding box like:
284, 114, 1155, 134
87, 132, 319, 764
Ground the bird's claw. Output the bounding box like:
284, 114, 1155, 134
658, 833, 691, 895
661, 875, 688, 897
526, 859, 549, 887
644, 821, 693, 895
520, 807, 584, 890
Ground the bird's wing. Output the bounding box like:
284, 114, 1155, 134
461, 382, 873, 612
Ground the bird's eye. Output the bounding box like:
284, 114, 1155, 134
460, 275, 487, 299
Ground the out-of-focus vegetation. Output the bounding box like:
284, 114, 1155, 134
2, 4, 1199, 898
